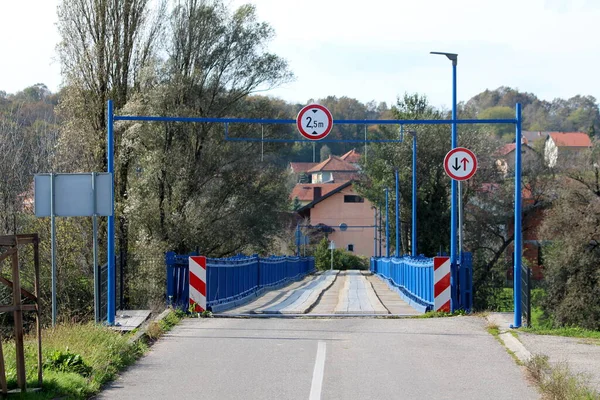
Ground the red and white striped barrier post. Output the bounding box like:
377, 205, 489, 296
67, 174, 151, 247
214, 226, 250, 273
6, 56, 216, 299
433, 256, 451, 312
189, 256, 207, 312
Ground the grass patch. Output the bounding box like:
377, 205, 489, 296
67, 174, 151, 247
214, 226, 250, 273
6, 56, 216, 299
521, 326, 600, 340
416, 309, 468, 318
526, 354, 600, 399
1, 309, 183, 399
485, 321, 523, 365
487, 323, 500, 337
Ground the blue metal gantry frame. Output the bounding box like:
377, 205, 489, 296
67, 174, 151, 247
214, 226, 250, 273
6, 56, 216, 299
106, 103, 524, 327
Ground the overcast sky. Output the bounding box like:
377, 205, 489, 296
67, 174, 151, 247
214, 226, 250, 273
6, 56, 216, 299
1, 0, 599, 109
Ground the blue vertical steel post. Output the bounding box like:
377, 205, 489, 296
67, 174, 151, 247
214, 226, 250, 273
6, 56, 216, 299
107, 100, 115, 325
385, 188, 390, 258
513, 103, 523, 328
450, 60, 458, 312
373, 208, 377, 258
395, 170, 400, 257
412, 132, 417, 257
379, 205, 383, 257
296, 224, 300, 256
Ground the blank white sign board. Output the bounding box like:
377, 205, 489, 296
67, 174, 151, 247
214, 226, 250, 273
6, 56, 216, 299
34, 173, 113, 217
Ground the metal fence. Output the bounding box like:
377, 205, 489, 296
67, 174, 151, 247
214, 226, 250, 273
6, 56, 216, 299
521, 265, 532, 327
371, 253, 472, 312
98, 261, 110, 322
372, 256, 434, 309
166, 252, 315, 311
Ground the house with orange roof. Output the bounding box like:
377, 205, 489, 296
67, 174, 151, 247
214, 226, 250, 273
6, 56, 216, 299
297, 181, 378, 257
288, 151, 376, 257
290, 182, 348, 207
544, 132, 592, 168
307, 155, 360, 183
290, 162, 317, 175
494, 139, 538, 176
289, 162, 317, 183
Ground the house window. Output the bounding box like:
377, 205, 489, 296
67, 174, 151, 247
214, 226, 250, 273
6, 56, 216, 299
344, 195, 364, 203
347, 244, 354, 252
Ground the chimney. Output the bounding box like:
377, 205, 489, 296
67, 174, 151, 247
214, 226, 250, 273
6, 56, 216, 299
313, 187, 322, 200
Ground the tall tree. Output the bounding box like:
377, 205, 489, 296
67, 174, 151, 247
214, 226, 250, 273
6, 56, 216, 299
120, 1, 293, 260
57, 0, 165, 305
539, 142, 600, 329
0, 86, 58, 234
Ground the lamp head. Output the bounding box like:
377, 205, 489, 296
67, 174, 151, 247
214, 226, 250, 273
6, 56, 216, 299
430, 51, 458, 66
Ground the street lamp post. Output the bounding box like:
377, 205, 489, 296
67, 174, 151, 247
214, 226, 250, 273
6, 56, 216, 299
431, 51, 458, 311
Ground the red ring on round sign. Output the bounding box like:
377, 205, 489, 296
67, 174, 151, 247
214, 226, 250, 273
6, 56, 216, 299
296, 104, 333, 140
443, 147, 478, 181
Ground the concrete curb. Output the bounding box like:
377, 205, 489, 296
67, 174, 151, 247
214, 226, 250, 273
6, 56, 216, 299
486, 313, 532, 364
127, 308, 173, 345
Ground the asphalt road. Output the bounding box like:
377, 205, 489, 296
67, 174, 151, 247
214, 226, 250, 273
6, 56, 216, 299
97, 316, 538, 400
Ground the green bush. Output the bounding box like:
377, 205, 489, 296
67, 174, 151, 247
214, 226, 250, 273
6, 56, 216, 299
338, 251, 369, 270
488, 288, 514, 312
313, 238, 368, 270
314, 238, 340, 270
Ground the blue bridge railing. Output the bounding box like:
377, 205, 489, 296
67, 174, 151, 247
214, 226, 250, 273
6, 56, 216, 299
166, 252, 315, 312
370, 254, 472, 313
371, 256, 434, 311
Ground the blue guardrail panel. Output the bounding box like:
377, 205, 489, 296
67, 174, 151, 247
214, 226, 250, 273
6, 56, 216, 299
373, 255, 434, 311
166, 252, 315, 312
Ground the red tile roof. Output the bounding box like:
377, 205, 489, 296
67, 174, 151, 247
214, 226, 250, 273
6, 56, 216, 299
341, 149, 361, 163
495, 139, 530, 156
496, 143, 517, 157
289, 182, 348, 202
290, 162, 317, 174
307, 156, 358, 173
548, 132, 592, 147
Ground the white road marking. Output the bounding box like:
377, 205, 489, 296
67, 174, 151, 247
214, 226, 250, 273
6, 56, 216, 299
309, 341, 327, 400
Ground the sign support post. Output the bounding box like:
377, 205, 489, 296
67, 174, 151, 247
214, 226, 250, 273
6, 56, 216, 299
329, 241, 335, 270
50, 173, 57, 327
92, 172, 100, 323
458, 181, 463, 262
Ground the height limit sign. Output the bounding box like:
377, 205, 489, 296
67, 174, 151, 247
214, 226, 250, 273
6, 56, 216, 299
296, 104, 333, 140
443, 147, 478, 181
